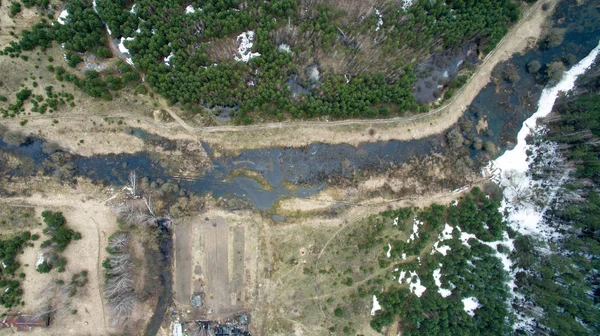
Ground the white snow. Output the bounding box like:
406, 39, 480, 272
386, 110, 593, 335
185, 5, 196, 14
35, 252, 45, 267
431, 242, 451, 256
433, 267, 452, 298
234, 31, 261, 62
374, 9, 383, 32
278, 44, 290, 53
440, 224, 454, 240
457, 227, 477, 247
431, 224, 454, 255
1, 261, 5, 268
401, 253, 406, 260
407, 216, 423, 243
462, 297, 480, 317
491, 40, 600, 238
118, 37, 135, 65
405, 271, 427, 297
401, 0, 414, 11
130, 4, 138, 14
164, 51, 174, 66
173, 323, 183, 336
398, 270, 406, 283
393, 217, 398, 226
370, 295, 382, 315
57, 10, 69, 25
386, 243, 392, 258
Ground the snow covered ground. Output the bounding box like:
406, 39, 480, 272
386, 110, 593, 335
433, 267, 452, 298
487, 40, 600, 331
57, 10, 69, 25
407, 216, 423, 243
164, 52, 175, 66
401, 0, 414, 12
370, 295, 381, 315
118, 37, 135, 65
234, 31, 261, 62
374, 9, 383, 32
462, 297, 479, 317
491, 40, 600, 239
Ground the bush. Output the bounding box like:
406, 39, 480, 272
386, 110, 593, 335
334, 307, 344, 317
66, 52, 82, 68
527, 60, 541, 74
546, 61, 566, 82
36, 261, 52, 273
95, 46, 112, 59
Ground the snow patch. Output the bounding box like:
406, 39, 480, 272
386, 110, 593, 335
185, 5, 201, 14
234, 31, 261, 62
130, 4, 138, 14
401, 253, 406, 260
118, 37, 135, 65
462, 297, 480, 317
371, 295, 381, 315
407, 216, 423, 243
173, 323, 183, 336
405, 271, 426, 297
433, 267, 452, 298
57, 10, 69, 25
35, 252, 45, 267
164, 51, 174, 66
393, 217, 398, 226
431, 242, 451, 256
398, 270, 406, 283
457, 227, 477, 247
401, 0, 414, 11
278, 44, 291, 53
431, 224, 454, 255
374, 9, 383, 32
386, 243, 392, 258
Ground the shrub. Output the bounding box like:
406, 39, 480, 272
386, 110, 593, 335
36, 261, 52, 273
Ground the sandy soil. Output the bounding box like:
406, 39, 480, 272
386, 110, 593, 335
0, 180, 120, 335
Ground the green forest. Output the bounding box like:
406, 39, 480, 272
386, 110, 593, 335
3, 0, 533, 123
370, 188, 511, 335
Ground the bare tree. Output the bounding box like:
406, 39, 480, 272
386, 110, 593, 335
104, 232, 136, 325
128, 171, 138, 197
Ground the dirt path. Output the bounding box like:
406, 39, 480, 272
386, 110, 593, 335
155, 0, 555, 150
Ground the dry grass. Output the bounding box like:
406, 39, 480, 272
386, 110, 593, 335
205, 37, 239, 62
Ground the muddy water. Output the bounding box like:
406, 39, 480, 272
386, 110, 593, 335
413, 43, 478, 104
0, 133, 442, 209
